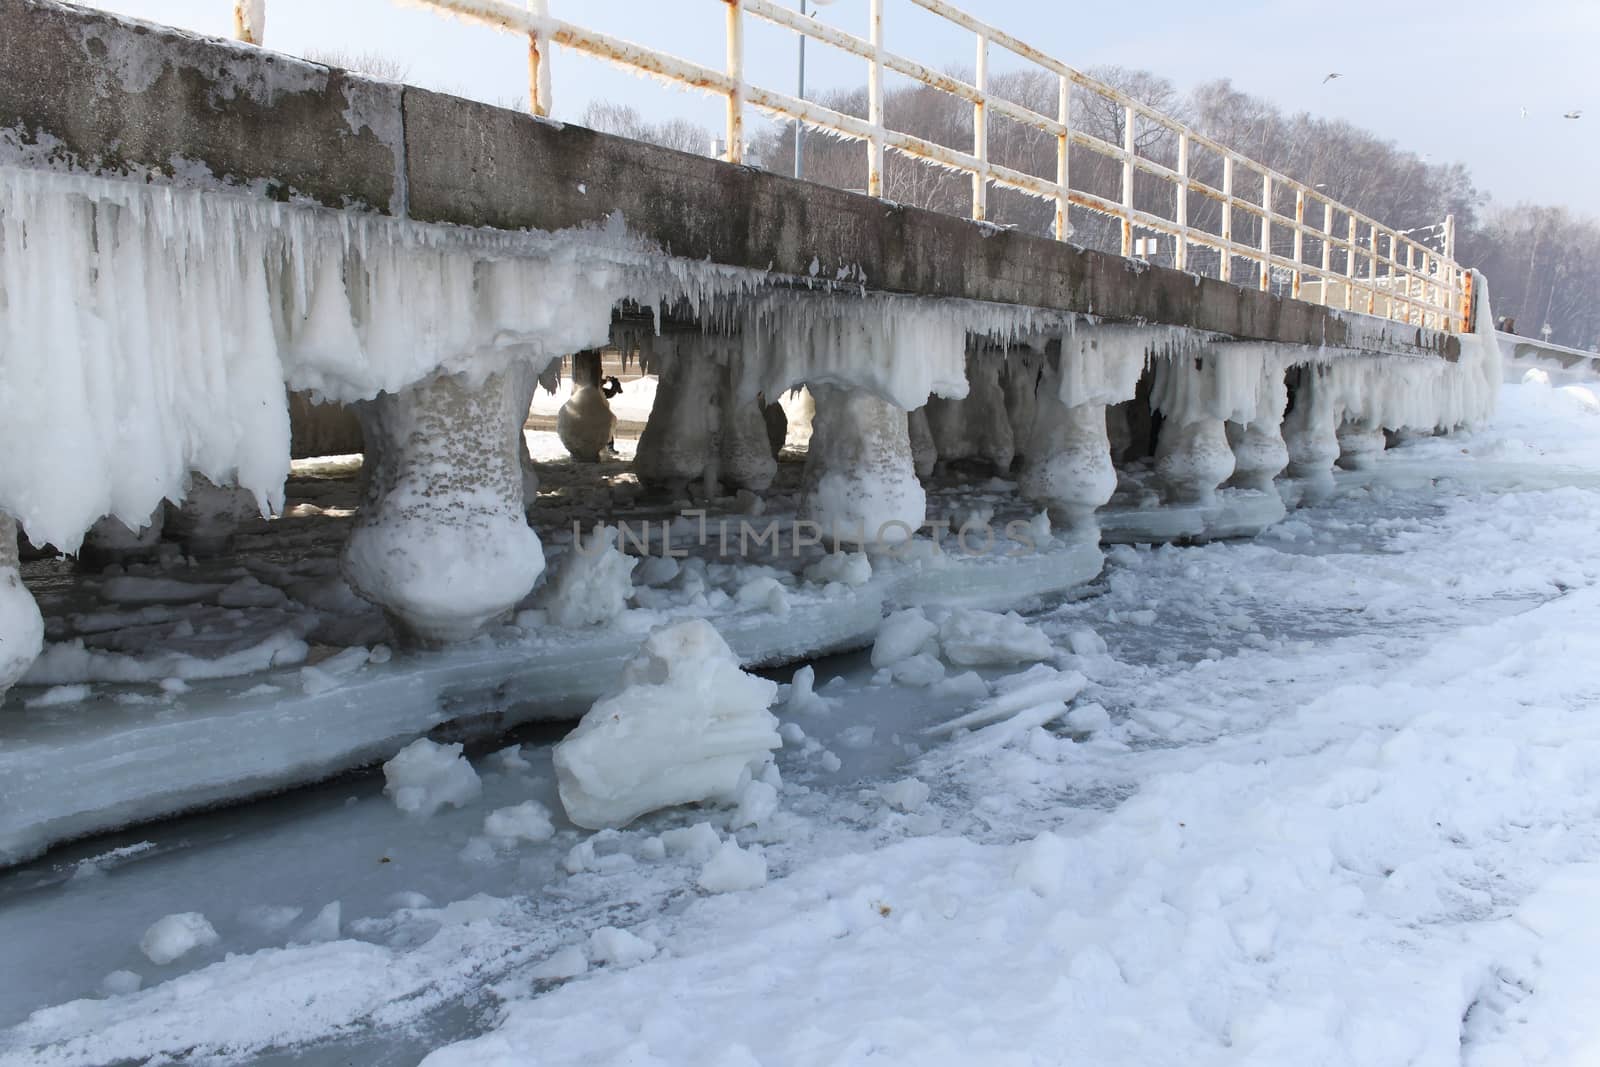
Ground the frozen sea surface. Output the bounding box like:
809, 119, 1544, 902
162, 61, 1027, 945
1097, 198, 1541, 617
5, 373, 1600, 1066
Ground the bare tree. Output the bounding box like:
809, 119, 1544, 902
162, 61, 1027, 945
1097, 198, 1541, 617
580, 101, 712, 156
622, 57, 1594, 343
304, 49, 410, 83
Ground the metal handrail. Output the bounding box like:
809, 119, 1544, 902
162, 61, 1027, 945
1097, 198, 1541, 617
230, 0, 1470, 333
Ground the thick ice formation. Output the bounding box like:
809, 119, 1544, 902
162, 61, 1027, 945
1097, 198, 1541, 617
1020, 352, 1116, 538
539, 525, 638, 629
381, 738, 483, 818
732, 293, 972, 411
1053, 324, 1171, 409
343, 365, 544, 643
1226, 358, 1290, 491
1149, 346, 1285, 504
1283, 364, 1342, 490
1155, 418, 1236, 505
0, 516, 44, 701
801, 384, 926, 547
1319, 273, 1502, 435
1335, 419, 1387, 471
0, 165, 752, 552
552, 619, 781, 830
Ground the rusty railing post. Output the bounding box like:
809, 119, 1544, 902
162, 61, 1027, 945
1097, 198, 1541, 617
526, 0, 550, 117
232, 0, 264, 44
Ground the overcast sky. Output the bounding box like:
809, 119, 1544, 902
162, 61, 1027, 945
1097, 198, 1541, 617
84, 0, 1596, 216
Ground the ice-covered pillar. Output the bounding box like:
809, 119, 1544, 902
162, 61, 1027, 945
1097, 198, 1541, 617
1226, 367, 1290, 492
1003, 348, 1042, 466
1336, 419, 1387, 471
343, 364, 545, 645
0, 515, 44, 701
1155, 417, 1235, 505
924, 351, 1014, 475
635, 335, 722, 495
720, 368, 778, 493
167, 476, 260, 557
1106, 402, 1136, 465
1282, 365, 1341, 492
801, 383, 925, 548
1019, 354, 1116, 540
558, 350, 616, 463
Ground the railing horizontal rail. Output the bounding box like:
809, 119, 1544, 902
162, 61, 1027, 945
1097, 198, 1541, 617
231, 0, 1468, 333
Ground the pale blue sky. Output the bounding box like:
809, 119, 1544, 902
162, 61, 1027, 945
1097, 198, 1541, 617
84, 0, 1596, 214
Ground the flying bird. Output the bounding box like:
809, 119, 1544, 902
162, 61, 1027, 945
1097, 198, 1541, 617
1565, 110, 1583, 119
1322, 72, 1342, 84
1520, 106, 1529, 119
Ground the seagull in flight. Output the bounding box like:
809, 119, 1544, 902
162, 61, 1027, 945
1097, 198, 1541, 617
1564, 109, 1583, 119
1521, 106, 1529, 119
1323, 72, 1342, 84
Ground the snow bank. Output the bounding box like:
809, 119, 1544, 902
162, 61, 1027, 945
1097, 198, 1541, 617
552, 620, 781, 829
139, 912, 219, 966
382, 739, 483, 818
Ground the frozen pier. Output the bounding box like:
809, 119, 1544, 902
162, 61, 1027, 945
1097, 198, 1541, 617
0, 0, 1501, 863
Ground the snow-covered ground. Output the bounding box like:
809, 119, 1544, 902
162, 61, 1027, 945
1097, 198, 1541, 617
4, 371, 1600, 1066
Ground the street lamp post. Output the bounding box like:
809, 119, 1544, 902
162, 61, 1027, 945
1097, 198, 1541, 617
795, 0, 808, 179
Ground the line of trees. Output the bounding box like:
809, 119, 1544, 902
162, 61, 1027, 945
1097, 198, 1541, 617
581, 73, 1597, 350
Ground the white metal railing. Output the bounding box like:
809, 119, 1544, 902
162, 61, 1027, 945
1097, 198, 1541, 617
231, 0, 1472, 334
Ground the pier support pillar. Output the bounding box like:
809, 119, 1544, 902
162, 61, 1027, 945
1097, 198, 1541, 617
801, 384, 925, 548
636, 336, 722, 495
1226, 369, 1290, 492
1283, 366, 1341, 495
0, 515, 44, 701
1019, 353, 1115, 540
924, 351, 1014, 476
1336, 419, 1387, 471
557, 350, 616, 463
1156, 417, 1236, 506
720, 368, 779, 493
343, 364, 545, 645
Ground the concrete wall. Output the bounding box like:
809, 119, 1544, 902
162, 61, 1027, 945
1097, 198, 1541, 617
0, 0, 1460, 360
